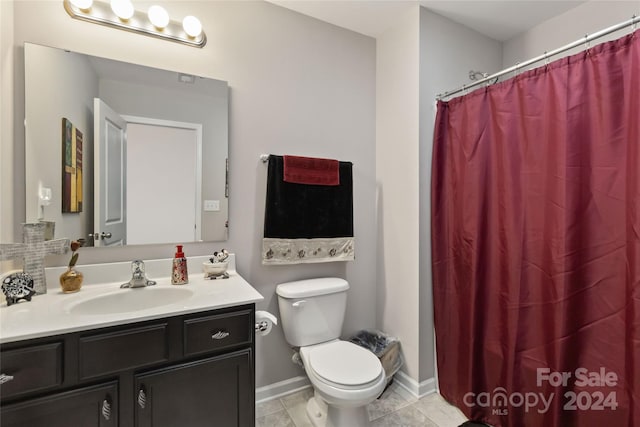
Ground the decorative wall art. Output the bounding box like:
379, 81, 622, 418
61, 118, 83, 213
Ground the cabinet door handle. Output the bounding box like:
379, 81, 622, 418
101, 398, 112, 421
138, 387, 147, 409
211, 330, 230, 340
0, 373, 14, 384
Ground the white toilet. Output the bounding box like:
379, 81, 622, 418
276, 277, 386, 427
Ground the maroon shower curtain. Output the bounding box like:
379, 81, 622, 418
432, 30, 639, 427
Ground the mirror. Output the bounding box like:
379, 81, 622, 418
24, 43, 229, 247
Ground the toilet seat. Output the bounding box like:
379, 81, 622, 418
306, 341, 383, 390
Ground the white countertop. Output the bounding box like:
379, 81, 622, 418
0, 255, 264, 344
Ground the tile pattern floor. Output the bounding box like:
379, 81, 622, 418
256, 382, 469, 427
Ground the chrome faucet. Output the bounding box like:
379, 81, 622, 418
121, 260, 156, 288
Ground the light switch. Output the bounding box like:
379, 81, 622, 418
204, 200, 220, 211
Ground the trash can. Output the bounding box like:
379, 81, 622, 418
349, 330, 403, 386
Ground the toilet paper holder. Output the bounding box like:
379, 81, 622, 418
255, 321, 271, 333
255, 310, 278, 336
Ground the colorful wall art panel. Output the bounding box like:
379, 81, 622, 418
61, 118, 83, 213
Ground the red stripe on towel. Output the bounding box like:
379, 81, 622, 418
283, 155, 340, 186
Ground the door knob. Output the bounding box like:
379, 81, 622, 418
89, 232, 112, 240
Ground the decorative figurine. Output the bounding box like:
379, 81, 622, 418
209, 249, 229, 264
59, 240, 85, 293
204, 249, 230, 279
2, 272, 36, 306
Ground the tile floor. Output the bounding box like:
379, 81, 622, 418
256, 382, 469, 427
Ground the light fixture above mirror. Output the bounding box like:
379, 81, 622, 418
63, 0, 206, 48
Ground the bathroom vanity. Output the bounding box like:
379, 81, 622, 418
0, 256, 263, 427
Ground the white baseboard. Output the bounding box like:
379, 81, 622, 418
255, 373, 436, 403
394, 371, 437, 399
256, 375, 311, 403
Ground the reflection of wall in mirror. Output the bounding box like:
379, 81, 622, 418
25, 43, 96, 244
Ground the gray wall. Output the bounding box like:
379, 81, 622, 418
375, 4, 502, 388
375, 3, 421, 381
2, 0, 376, 388
504, 1, 639, 66
24, 43, 98, 242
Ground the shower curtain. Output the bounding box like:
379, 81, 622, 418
431, 30, 639, 427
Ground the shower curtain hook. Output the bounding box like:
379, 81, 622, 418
544, 51, 549, 68
514, 62, 520, 78
584, 34, 590, 54
633, 14, 637, 31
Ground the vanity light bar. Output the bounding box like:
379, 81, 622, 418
63, 0, 206, 48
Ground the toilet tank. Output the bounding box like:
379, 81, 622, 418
276, 278, 349, 347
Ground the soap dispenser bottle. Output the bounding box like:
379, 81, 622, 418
171, 245, 189, 285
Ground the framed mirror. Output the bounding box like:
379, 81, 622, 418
24, 42, 229, 247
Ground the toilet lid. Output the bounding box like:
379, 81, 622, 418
309, 341, 382, 386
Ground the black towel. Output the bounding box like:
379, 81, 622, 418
263, 155, 354, 264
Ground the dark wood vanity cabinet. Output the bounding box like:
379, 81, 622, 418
134, 350, 253, 427
0, 304, 255, 427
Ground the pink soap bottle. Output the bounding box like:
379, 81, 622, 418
171, 245, 189, 285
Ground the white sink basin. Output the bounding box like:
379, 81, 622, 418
66, 287, 194, 315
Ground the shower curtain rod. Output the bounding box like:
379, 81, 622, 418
436, 15, 639, 100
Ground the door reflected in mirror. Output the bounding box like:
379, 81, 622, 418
24, 43, 229, 248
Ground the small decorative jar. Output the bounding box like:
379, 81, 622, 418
59, 267, 83, 293
59, 240, 84, 293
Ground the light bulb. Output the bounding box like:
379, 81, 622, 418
69, 0, 93, 10
148, 5, 169, 29
111, 0, 134, 20
182, 16, 202, 38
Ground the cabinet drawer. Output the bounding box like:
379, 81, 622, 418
184, 309, 252, 356
79, 323, 169, 380
0, 342, 63, 399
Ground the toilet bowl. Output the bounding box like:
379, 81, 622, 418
276, 278, 387, 427
300, 340, 386, 427
301, 340, 386, 405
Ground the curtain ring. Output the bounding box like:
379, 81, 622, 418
544, 51, 549, 69
632, 14, 637, 32
514, 62, 520, 78
584, 34, 590, 55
